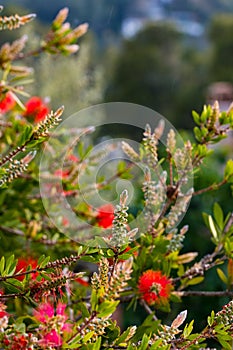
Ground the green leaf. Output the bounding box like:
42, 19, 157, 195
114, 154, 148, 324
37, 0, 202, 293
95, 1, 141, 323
5, 254, 16, 275
217, 268, 228, 284
192, 110, 201, 125
6, 278, 23, 288
18, 125, 33, 146
3, 281, 22, 293
224, 160, 233, 183
38, 255, 46, 265
208, 215, 218, 242
217, 338, 232, 350
126, 345, 135, 350
213, 203, 224, 230
194, 127, 202, 142
106, 249, 115, 257
186, 276, 204, 286
183, 320, 194, 338
76, 302, 90, 319
38, 256, 50, 269
64, 338, 82, 348
14, 322, 26, 333
115, 326, 135, 346
97, 300, 119, 318
40, 272, 52, 281
207, 310, 215, 327
0, 256, 5, 275
90, 289, 98, 310
150, 340, 167, 349
83, 331, 95, 343
139, 334, 150, 350
92, 337, 101, 350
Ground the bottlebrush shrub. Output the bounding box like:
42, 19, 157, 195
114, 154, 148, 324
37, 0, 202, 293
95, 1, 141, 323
1, 5, 233, 350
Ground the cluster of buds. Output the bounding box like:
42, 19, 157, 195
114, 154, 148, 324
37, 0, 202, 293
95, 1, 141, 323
110, 190, 136, 248
107, 258, 133, 299
166, 129, 176, 155
142, 121, 165, 169
0, 6, 36, 31
0, 106, 63, 184
193, 101, 233, 146
152, 310, 187, 346
143, 168, 167, 213
78, 317, 111, 343
122, 141, 140, 162
166, 188, 193, 230
30, 271, 84, 301
215, 300, 233, 327
142, 167, 167, 234
91, 257, 132, 300
33, 106, 64, 139
167, 225, 188, 252
0, 35, 29, 70
0, 151, 36, 187
42, 7, 88, 55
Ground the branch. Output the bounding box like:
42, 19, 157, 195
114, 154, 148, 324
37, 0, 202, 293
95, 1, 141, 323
173, 251, 227, 284
140, 299, 158, 321
176, 290, 233, 297
0, 252, 86, 283
193, 178, 227, 196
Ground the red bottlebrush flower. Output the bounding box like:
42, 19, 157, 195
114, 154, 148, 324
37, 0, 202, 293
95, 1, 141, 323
34, 302, 55, 323
0, 92, 16, 114
41, 329, 62, 347
34, 301, 70, 327
138, 270, 172, 306
96, 204, 115, 228
15, 257, 38, 281
24, 96, 50, 123
34, 301, 71, 347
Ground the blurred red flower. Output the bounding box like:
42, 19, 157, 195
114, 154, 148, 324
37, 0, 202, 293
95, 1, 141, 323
0, 92, 16, 114
68, 154, 79, 162
54, 169, 70, 179
24, 96, 50, 123
138, 270, 172, 306
15, 257, 38, 281
96, 204, 115, 228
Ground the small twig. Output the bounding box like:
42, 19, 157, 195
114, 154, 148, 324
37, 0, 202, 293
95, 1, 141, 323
0, 253, 86, 283
67, 311, 97, 344
173, 251, 226, 284
140, 299, 158, 321
193, 178, 227, 196
0, 225, 24, 236
176, 290, 233, 297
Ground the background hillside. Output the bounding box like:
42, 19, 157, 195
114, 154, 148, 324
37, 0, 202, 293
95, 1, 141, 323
1, 0, 233, 42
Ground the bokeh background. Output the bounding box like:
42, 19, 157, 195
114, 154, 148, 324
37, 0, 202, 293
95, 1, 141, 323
1, 0, 233, 341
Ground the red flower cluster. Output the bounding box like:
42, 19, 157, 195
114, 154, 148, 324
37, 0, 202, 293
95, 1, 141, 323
0, 92, 16, 114
24, 96, 50, 123
96, 204, 115, 228
2, 333, 35, 350
34, 301, 71, 347
15, 257, 38, 281
0, 290, 8, 321
138, 270, 172, 306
